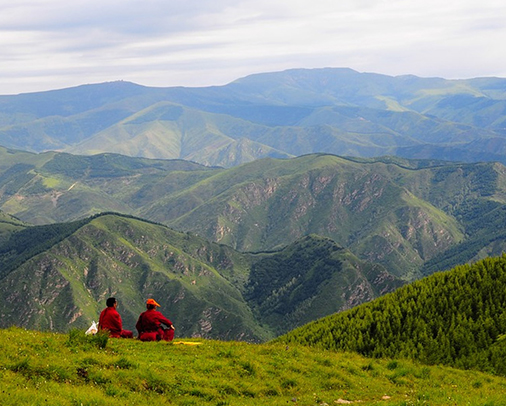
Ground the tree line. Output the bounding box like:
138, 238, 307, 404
277, 255, 506, 376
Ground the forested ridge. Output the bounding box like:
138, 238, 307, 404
245, 235, 403, 335
277, 255, 506, 375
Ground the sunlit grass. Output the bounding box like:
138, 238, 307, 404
1, 327, 506, 405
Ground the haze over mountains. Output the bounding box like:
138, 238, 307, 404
1, 68, 506, 168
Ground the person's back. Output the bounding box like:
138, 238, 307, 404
98, 297, 133, 338
136, 298, 175, 341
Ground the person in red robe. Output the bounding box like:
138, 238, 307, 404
136, 298, 175, 341
98, 297, 133, 338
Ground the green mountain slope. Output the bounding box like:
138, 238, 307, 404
245, 235, 404, 336
0, 146, 217, 223
0, 213, 401, 339
144, 154, 464, 278
278, 255, 506, 376
2, 68, 506, 167
65, 102, 293, 165
3, 328, 506, 406
0, 213, 265, 341
0, 210, 25, 245
62, 99, 497, 167
5, 149, 506, 279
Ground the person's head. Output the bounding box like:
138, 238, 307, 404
106, 297, 117, 308
146, 298, 160, 310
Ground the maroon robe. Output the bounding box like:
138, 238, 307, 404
136, 309, 174, 341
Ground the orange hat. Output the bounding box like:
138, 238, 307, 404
146, 298, 160, 307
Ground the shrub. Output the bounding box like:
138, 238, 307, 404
66, 328, 109, 350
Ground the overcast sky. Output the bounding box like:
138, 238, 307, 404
1, 0, 505, 95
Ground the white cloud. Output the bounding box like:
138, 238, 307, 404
0, 0, 505, 94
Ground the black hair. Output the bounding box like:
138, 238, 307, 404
106, 297, 117, 307
147, 304, 156, 310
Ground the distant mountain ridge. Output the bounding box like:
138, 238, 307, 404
1, 68, 506, 167
2, 148, 506, 279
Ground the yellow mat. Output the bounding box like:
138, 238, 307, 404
172, 341, 203, 346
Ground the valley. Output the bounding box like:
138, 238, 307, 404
3, 3, 506, 402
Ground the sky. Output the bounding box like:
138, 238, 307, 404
1, 0, 506, 95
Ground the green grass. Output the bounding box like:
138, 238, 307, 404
1, 327, 506, 405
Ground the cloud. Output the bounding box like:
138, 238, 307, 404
0, 0, 505, 94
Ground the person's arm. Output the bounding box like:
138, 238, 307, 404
111, 311, 123, 331
157, 313, 175, 329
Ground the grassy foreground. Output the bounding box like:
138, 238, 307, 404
1, 328, 506, 406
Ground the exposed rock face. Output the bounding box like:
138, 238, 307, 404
169, 159, 464, 277
0, 214, 402, 341
3, 153, 506, 339
2, 151, 504, 279
0, 215, 262, 341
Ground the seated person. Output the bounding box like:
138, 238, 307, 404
136, 298, 175, 341
98, 297, 133, 338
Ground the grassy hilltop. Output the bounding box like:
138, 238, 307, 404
3, 239, 506, 405
1, 327, 506, 406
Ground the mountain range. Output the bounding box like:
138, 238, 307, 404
0, 212, 402, 340
3, 67, 506, 342
2, 147, 506, 279
1, 68, 506, 167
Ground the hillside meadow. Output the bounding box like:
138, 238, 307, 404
1, 327, 506, 406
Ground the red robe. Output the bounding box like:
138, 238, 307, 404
98, 307, 133, 338
136, 309, 174, 341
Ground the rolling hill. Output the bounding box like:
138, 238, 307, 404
2, 148, 506, 279
0, 213, 401, 339
1, 68, 506, 167
0, 210, 26, 245
277, 255, 506, 376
